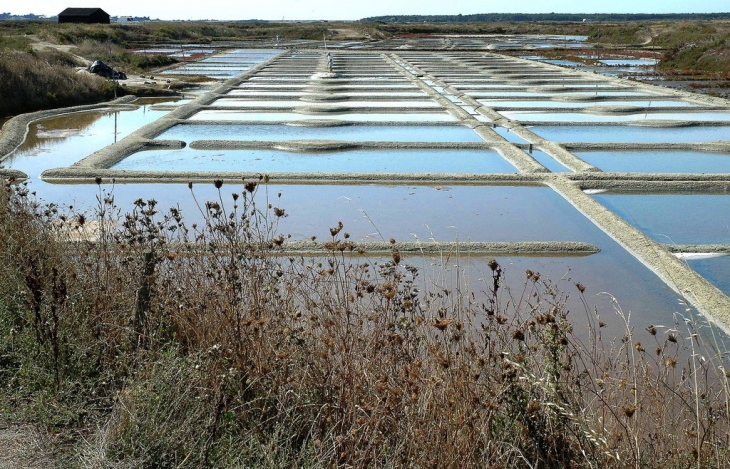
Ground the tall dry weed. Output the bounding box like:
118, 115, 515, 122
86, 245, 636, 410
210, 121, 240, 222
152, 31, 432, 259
0, 178, 728, 468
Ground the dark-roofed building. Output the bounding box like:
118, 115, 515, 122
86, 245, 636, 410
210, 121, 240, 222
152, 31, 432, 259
58, 8, 110, 24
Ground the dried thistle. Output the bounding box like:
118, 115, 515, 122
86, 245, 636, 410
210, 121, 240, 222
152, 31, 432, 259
433, 318, 454, 331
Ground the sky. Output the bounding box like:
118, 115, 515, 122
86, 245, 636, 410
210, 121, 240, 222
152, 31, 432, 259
7, 0, 730, 21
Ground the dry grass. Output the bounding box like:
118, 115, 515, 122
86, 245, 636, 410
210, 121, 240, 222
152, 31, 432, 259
0, 178, 728, 468
0, 49, 113, 118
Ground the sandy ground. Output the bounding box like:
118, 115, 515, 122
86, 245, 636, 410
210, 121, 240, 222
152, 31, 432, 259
0, 421, 53, 469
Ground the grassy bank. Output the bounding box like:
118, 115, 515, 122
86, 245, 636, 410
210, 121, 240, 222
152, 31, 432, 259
0, 178, 728, 467
0, 22, 180, 118
0, 48, 115, 118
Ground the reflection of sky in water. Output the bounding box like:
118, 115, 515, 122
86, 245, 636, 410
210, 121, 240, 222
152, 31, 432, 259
162, 49, 283, 77
529, 125, 730, 143
208, 98, 441, 108
411, 252, 688, 341
189, 110, 456, 123
491, 127, 527, 143
575, 150, 730, 173
594, 194, 730, 245
527, 150, 571, 172
226, 91, 426, 98
4, 104, 175, 177
501, 111, 730, 122
599, 59, 659, 66
687, 256, 730, 297
112, 148, 518, 174
156, 124, 484, 143
481, 100, 695, 108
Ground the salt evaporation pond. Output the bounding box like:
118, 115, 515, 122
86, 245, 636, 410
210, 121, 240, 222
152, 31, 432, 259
207, 99, 441, 108
363, 250, 689, 341
155, 124, 485, 143
188, 110, 457, 123
594, 193, 730, 245
575, 150, 730, 173
480, 100, 696, 108
599, 59, 659, 66
492, 126, 527, 143
4, 104, 176, 176
205, 184, 622, 244
687, 256, 730, 297
501, 111, 730, 123
528, 150, 571, 172
112, 148, 519, 173
2, 46, 727, 344
528, 125, 730, 143
162, 49, 283, 77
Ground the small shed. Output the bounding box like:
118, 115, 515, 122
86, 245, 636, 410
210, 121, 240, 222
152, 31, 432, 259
58, 8, 110, 24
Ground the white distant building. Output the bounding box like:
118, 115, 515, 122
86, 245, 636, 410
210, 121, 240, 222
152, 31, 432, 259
116, 16, 134, 23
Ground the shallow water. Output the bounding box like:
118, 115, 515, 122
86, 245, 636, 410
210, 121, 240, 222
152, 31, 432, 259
480, 100, 696, 109
225, 91, 426, 98
238, 184, 616, 244
594, 193, 730, 245
491, 127, 527, 143
188, 110, 457, 123
575, 150, 730, 173
373, 248, 691, 342
466, 91, 651, 98
501, 111, 730, 123
208, 99, 441, 108
235, 84, 416, 89
599, 59, 659, 66
687, 256, 730, 297
156, 124, 485, 143
151, 49, 281, 77
527, 150, 571, 172
528, 125, 730, 143
4, 104, 175, 177
112, 148, 519, 173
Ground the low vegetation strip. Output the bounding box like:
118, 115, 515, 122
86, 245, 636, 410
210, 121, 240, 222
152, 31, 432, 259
0, 179, 728, 467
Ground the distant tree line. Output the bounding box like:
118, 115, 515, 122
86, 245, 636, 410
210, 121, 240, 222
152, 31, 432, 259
361, 12, 730, 23
0, 12, 53, 20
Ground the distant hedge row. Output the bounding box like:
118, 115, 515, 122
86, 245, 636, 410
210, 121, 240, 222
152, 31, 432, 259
362, 13, 730, 23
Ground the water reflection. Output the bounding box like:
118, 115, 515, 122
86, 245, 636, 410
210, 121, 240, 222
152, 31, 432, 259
4, 99, 180, 178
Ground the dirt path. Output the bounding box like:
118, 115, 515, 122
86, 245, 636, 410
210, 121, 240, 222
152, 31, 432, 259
27, 35, 91, 65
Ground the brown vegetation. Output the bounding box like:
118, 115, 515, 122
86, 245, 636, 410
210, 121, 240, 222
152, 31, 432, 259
0, 178, 728, 467
0, 49, 113, 118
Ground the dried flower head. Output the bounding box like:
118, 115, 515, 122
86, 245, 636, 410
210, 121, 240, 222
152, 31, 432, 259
433, 318, 454, 331
330, 221, 343, 237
